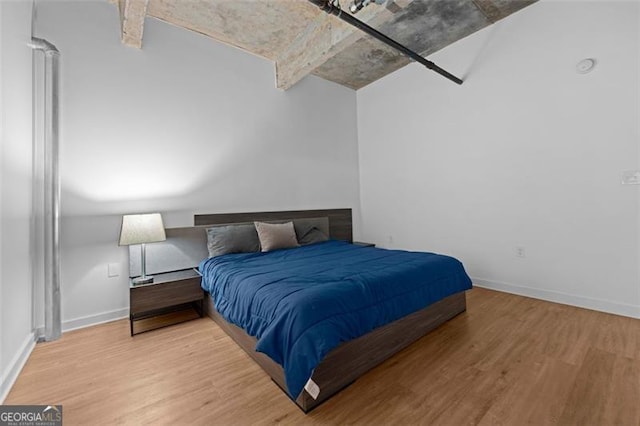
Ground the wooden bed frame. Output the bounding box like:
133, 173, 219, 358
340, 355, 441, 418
194, 208, 468, 413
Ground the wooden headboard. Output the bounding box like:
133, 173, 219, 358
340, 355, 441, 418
129, 208, 352, 278
194, 208, 353, 242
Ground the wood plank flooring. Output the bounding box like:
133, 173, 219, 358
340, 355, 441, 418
6, 288, 640, 425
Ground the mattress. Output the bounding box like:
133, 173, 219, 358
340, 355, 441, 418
199, 240, 472, 399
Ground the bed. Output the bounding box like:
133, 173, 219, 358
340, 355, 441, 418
194, 209, 472, 412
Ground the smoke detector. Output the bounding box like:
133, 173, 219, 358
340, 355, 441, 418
576, 58, 596, 74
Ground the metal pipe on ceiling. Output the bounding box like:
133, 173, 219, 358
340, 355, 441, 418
306, 0, 464, 86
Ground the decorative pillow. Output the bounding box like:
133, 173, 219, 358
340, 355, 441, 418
297, 226, 329, 246
206, 224, 260, 258
254, 221, 300, 252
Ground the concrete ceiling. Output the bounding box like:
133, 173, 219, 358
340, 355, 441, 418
116, 0, 538, 90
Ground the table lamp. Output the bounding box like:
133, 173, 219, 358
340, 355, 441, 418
119, 213, 166, 284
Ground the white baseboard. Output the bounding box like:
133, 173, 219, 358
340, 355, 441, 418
473, 277, 640, 319
0, 332, 36, 404
62, 307, 129, 333
34, 307, 130, 339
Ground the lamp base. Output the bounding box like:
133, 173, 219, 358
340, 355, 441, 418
132, 275, 154, 285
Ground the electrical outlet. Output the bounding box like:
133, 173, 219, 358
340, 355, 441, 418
515, 247, 526, 258
108, 263, 120, 278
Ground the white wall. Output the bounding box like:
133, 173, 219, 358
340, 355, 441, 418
0, 0, 36, 402
357, 0, 640, 317
34, 1, 360, 329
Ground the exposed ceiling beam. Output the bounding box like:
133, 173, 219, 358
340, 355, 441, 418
118, 0, 149, 49
275, 0, 414, 90
471, 0, 510, 23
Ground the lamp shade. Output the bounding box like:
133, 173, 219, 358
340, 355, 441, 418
118, 213, 166, 246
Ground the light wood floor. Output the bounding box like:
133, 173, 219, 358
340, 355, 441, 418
6, 288, 640, 425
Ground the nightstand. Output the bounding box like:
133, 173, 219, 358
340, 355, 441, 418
129, 268, 204, 336
353, 241, 375, 248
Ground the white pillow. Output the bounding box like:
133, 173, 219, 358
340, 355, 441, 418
254, 221, 300, 252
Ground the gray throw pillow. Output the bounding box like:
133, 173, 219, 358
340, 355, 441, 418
206, 224, 260, 258
254, 221, 300, 252
297, 226, 329, 245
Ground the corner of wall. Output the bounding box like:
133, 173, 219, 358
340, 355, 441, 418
0, 0, 37, 403
0, 0, 4, 409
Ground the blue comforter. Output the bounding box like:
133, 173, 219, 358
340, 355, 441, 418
199, 240, 472, 399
